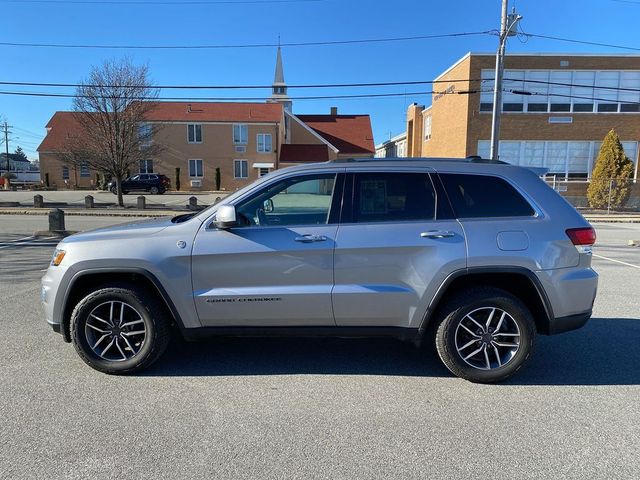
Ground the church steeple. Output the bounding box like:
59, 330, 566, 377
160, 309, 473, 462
268, 45, 292, 111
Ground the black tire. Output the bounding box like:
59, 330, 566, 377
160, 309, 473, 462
434, 287, 535, 383
70, 284, 171, 374
150, 186, 159, 195
110, 186, 117, 194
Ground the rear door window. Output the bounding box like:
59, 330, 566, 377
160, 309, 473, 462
351, 172, 436, 223
439, 173, 535, 218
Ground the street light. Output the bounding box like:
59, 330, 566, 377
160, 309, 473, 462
489, 2, 522, 161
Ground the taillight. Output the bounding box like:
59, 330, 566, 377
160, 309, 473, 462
566, 227, 596, 246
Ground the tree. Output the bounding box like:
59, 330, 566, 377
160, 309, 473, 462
70, 59, 163, 206
175, 167, 181, 191
587, 129, 634, 209
215, 167, 221, 190
14, 146, 28, 162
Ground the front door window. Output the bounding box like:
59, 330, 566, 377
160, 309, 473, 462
235, 174, 337, 227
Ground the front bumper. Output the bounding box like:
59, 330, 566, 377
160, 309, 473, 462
41, 263, 70, 340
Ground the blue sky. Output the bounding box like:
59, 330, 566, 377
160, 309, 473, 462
1, 0, 639, 160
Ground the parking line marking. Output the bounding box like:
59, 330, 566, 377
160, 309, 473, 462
593, 254, 640, 270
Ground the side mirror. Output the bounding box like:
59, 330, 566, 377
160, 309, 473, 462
213, 205, 237, 229
263, 198, 274, 213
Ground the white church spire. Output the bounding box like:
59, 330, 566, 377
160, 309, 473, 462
268, 44, 292, 111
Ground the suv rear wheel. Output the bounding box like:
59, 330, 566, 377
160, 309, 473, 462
434, 287, 535, 383
70, 284, 171, 374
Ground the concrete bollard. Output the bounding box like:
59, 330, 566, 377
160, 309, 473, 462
34, 194, 44, 208
48, 209, 65, 233
137, 196, 146, 210
85, 195, 94, 209
188, 196, 198, 210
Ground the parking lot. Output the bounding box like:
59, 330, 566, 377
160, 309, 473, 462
0, 215, 639, 479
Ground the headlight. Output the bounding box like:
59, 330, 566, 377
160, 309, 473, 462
51, 249, 66, 266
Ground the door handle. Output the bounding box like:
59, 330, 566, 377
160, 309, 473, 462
421, 230, 455, 239
295, 234, 328, 243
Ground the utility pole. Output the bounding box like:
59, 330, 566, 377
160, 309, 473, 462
489, 0, 522, 160
3, 121, 11, 174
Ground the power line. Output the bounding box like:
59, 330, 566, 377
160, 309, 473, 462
0, 78, 479, 89
0, 31, 493, 50
0, 90, 443, 101
523, 32, 640, 52
0, 0, 325, 4
2, 76, 639, 94
504, 89, 640, 105
2, 86, 638, 105
502, 77, 640, 93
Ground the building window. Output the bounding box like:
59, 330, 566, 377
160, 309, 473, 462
140, 159, 153, 173
138, 123, 153, 147
234, 159, 248, 179
233, 124, 248, 144
481, 68, 640, 114
80, 163, 90, 177
62, 165, 69, 180
423, 116, 432, 141
188, 159, 203, 178
257, 133, 272, 153
477, 139, 639, 179
188, 124, 202, 143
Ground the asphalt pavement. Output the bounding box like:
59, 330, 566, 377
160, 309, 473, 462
0, 218, 638, 479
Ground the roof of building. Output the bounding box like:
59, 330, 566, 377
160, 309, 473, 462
296, 114, 375, 154
0, 153, 30, 163
143, 102, 284, 123
279, 144, 329, 163
435, 51, 640, 80
38, 111, 84, 152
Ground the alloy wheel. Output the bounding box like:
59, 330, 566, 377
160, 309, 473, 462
84, 301, 147, 362
454, 306, 521, 370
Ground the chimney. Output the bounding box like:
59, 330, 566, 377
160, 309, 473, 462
330, 106, 338, 115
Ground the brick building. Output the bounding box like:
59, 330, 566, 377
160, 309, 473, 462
407, 53, 640, 180
38, 48, 374, 191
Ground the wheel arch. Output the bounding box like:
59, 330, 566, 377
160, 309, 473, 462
60, 268, 185, 342
421, 267, 554, 336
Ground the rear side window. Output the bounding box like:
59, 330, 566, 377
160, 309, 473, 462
352, 172, 436, 223
440, 173, 535, 218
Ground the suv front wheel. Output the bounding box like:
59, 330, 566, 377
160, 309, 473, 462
434, 287, 535, 383
70, 284, 171, 374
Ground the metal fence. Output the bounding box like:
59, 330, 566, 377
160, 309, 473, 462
544, 176, 639, 213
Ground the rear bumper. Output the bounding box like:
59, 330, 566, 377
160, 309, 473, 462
548, 309, 592, 335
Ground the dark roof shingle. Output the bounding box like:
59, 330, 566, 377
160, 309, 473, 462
279, 144, 329, 163
297, 114, 375, 154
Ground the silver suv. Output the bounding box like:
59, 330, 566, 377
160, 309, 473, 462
41, 158, 598, 383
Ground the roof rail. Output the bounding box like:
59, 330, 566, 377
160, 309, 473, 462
330, 156, 509, 165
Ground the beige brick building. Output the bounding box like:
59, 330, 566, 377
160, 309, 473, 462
406, 53, 640, 180
38, 48, 374, 191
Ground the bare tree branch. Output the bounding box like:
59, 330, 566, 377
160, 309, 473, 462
66, 58, 164, 206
